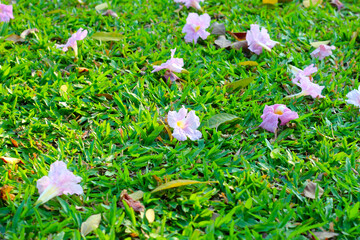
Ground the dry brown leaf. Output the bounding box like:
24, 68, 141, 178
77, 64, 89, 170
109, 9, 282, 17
95, 93, 113, 100
0, 185, 15, 201
5, 34, 26, 43
211, 22, 226, 35
214, 35, 232, 48
77, 67, 89, 73
10, 138, 19, 147
119, 190, 145, 212
311, 231, 338, 240
226, 31, 247, 41
303, 181, 324, 199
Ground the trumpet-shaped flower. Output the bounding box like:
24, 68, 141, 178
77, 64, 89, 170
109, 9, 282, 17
168, 106, 202, 141
182, 13, 210, 44
346, 86, 360, 110
331, 0, 344, 10
152, 48, 186, 82
36, 161, 83, 205
246, 24, 278, 55
287, 76, 325, 99
310, 44, 336, 60
56, 28, 88, 57
290, 64, 318, 84
259, 104, 299, 133
174, 0, 204, 10
0, 4, 14, 22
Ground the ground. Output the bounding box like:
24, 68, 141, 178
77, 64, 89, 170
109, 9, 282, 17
0, 0, 359, 239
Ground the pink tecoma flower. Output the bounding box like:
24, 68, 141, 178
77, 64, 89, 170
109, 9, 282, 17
286, 76, 325, 99
310, 44, 336, 60
56, 28, 88, 57
174, 0, 204, 11
167, 106, 202, 141
331, 0, 344, 10
0, 4, 14, 22
289, 64, 318, 84
36, 161, 83, 205
246, 24, 278, 55
259, 104, 299, 133
346, 86, 360, 111
152, 48, 187, 82
182, 13, 210, 44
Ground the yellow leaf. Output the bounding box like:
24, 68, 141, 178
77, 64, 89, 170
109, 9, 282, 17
128, 190, 144, 201
81, 214, 101, 237
151, 180, 217, 193
310, 40, 330, 48
238, 61, 258, 66
0, 156, 23, 164
303, 0, 323, 8
145, 209, 155, 223
263, 0, 278, 4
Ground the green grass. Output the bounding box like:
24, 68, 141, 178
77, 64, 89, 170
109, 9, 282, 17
0, 0, 360, 239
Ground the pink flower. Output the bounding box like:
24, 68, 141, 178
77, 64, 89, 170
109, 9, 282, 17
310, 44, 336, 60
174, 0, 204, 10
290, 64, 318, 84
182, 13, 210, 44
0, 4, 14, 22
152, 48, 186, 82
246, 24, 278, 55
56, 28, 88, 57
259, 104, 299, 133
346, 86, 360, 110
331, 0, 344, 10
167, 106, 202, 141
36, 161, 83, 205
287, 76, 325, 99
102, 10, 119, 18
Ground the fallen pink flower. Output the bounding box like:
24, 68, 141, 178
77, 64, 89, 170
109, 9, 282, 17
287, 76, 325, 99
331, 0, 344, 10
289, 64, 318, 84
168, 106, 202, 141
310, 44, 336, 60
346, 86, 360, 110
246, 24, 278, 55
36, 161, 83, 205
152, 48, 186, 82
174, 0, 204, 11
20, 28, 39, 39
56, 28, 88, 57
259, 104, 299, 133
102, 9, 118, 18
182, 13, 210, 44
0, 4, 14, 22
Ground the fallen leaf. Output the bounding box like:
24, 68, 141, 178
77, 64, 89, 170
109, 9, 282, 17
128, 190, 144, 201
81, 214, 101, 237
263, 0, 278, 4
227, 31, 247, 41
311, 231, 338, 240
231, 40, 249, 51
225, 76, 256, 92
95, 3, 108, 12
102, 10, 118, 18
10, 138, 18, 147
0, 185, 15, 201
20, 28, 39, 39
1, 156, 24, 164
119, 190, 145, 212
214, 35, 232, 48
92, 32, 122, 41
310, 40, 330, 48
151, 180, 216, 193
211, 22, 226, 35
303, 0, 323, 8
5, 34, 26, 43
238, 61, 258, 66
95, 93, 113, 100
206, 113, 240, 129
145, 209, 155, 223
60, 85, 68, 96
303, 181, 324, 199
77, 67, 89, 73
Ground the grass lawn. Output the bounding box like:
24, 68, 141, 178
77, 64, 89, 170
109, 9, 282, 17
0, 0, 359, 239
